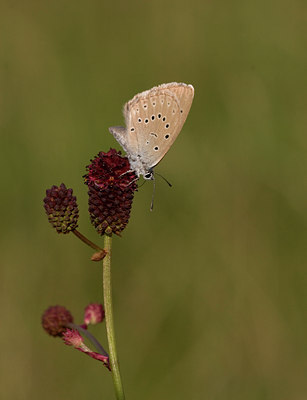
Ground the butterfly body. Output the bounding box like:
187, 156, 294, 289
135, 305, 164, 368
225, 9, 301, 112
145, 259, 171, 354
109, 82, 194, 180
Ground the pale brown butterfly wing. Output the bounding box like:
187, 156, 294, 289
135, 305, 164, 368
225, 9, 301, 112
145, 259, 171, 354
161, 82, 194, 126
109, 82, 194, 176
123, 83, 194, 169
124, 89, 180, 169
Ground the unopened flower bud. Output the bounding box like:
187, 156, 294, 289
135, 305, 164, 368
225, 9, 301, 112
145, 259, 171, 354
42, 305, 73, 337
62, 329, 84, 348
84, 303, 105, 326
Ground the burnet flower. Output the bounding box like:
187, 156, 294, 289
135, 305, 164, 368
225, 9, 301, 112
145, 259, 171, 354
42, 304, 110, 370
43, 184, 79, 234
84, 149, 138, 236
42, 305, 74, 337
42, 148, 139, 392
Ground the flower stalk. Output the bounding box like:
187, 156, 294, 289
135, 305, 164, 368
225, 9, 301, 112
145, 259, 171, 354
72, 229, 104, 252
103, 234, 125, 400
68, 323, 108, 357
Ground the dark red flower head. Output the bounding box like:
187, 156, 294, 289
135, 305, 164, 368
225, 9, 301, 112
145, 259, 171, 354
84, 149, 138, 236
42, 305, 74, 337
43, 184, 79, 234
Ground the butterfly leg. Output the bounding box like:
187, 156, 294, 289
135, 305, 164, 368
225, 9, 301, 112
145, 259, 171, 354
126, 176, 139, 187
119, 169, 134, 178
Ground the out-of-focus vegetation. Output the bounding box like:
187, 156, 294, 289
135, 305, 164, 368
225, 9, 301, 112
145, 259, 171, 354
0, 1, 306, 399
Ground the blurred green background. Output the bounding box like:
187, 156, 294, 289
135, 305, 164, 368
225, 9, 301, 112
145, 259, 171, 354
1, 0, 306, 399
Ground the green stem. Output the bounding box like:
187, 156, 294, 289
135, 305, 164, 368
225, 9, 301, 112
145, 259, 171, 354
103, 235, 125, 400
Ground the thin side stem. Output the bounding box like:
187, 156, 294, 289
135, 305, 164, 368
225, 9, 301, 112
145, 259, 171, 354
103, 235, 125, 400
73, 229, 103, 251
68, 323, 109, 357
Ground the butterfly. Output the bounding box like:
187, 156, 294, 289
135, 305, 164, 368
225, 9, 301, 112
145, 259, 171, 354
109, 82, 194, 181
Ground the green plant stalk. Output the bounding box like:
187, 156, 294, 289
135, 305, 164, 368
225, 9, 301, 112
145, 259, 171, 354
103, 235, 125, 400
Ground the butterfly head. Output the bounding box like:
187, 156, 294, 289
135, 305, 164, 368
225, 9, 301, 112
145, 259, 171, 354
144, 169, 154, 180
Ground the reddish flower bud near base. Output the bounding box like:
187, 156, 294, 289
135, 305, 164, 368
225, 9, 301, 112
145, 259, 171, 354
62, 329, 111, 370
84, 149, 138, 236
62, 329, 84, 348
42, 305, 74, 337
43, 184, 79, 234
84, 303, 105, 326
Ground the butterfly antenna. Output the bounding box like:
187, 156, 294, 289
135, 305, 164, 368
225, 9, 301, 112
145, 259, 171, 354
155, 172, 172, 187
150, 176, 156, 212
